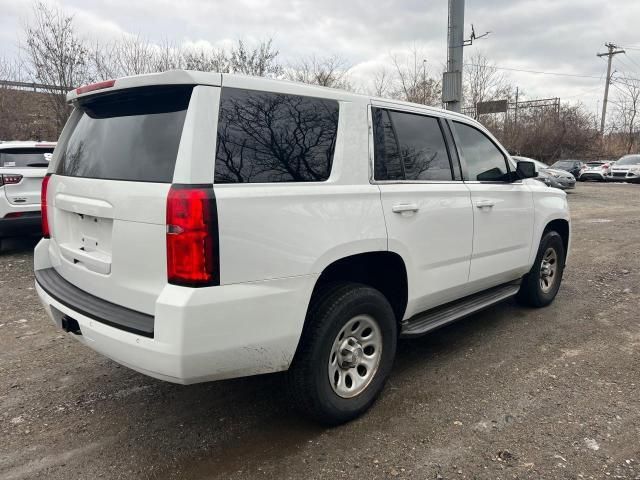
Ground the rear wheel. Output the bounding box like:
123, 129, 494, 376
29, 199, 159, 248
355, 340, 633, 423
287, 282, 397, 425
517, 231, 565, 307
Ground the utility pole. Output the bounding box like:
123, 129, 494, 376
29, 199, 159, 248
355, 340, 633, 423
514, 86, 519, 128
597, 42, 625, 133
422, 59, 427, 104
443, 0, 465, 112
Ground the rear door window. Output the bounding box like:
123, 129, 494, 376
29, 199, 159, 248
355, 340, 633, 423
372, 108, 454, 181
57, 86, 192, 183
0, 149, 53, 168
215, 88, 339, 183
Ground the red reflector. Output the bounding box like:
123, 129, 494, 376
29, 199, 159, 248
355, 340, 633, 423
75, 79, 116, 95
41, 174, 51, 238
2, 174, 23, 185
166, 185, 219, 287
4, 212, 23, 218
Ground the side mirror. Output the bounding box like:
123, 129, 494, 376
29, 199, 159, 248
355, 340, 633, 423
515, 160, 537, 180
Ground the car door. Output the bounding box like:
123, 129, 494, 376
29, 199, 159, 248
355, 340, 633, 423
448, 120, 534, 289
371, 105, 474, 316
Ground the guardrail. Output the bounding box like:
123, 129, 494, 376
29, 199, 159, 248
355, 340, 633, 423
0, 80, 72, 93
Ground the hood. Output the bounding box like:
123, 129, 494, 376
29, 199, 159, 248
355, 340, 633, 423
544, 168, 574, 178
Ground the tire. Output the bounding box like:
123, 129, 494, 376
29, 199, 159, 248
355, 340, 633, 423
287, 282, 397, 425
517, 231, 565, 307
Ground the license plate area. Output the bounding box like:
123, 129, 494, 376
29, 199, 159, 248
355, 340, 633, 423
57, 212, 113, 275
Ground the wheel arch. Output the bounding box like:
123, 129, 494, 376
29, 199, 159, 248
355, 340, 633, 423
543, 218, 570, 261
306, 250, 409, 327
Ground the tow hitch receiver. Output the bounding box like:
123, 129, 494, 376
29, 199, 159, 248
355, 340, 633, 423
61, 316, 82, 335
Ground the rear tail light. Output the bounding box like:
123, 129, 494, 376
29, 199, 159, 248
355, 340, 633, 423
166, 185, 219, 287
0, 174, 23, 185
602, 163, 609, 168
41, 174, 51, 238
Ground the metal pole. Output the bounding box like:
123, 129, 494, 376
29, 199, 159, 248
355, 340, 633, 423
444, 0, 464, 112
514, 86, 519, 128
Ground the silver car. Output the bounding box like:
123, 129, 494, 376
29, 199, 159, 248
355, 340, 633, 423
607, 155, 640, 183
512, 156, 576, 190
579, 161, 612, 181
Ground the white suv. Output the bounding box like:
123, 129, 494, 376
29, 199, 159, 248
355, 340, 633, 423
0, 141, 56, 246
35, 72, 570, 424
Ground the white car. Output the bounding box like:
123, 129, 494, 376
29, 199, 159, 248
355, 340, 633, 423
579, 161, 612, 182
607, 154, 640, 183
35, 72, 570, 424
0, 141, 56, 245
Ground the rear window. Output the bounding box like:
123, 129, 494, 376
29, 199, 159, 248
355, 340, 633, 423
215, 88, 339, 183
0, 148, 53, 168
372, 108, 453, 181
57, 86, 193, 183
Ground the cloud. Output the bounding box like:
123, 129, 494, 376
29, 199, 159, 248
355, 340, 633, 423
1, 0, 638, 114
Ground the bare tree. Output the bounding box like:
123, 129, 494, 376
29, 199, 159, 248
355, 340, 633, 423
370, 67, 392, 97
464, 51, 511, 118
611, 78, 640, 153
390, 47, 441, 106
229, 39, 282, 77
287, 55, 352, 89
181, 47, 228, 72
23, 1, 90, 133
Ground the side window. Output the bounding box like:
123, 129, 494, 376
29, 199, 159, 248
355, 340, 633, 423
452, 121, 510, 182
372, 108, 453, 181
215, 88, 339, 183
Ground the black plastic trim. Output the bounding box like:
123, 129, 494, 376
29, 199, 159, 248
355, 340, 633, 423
35, 267, 155, 338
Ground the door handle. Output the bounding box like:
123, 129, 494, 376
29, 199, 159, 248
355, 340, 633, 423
392, 203, 419, 214
475, 200, 496, 209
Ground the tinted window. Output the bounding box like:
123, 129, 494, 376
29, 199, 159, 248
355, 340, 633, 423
0, 148, 53, 168
453, 122, 509, 181
215, 88, 339, 183
372, 108, 453, 181
58, 86, 192, 182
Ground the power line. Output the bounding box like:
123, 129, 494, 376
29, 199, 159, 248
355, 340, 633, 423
463, 63, 602, 79
622, 53, 640, 73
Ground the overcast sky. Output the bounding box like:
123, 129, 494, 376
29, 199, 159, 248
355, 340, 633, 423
1, 0, 639, 115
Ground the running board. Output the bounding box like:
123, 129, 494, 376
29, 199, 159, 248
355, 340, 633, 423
400, 281, 521, 338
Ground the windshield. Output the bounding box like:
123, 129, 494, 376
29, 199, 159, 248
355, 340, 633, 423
586, 162, 604, 166
551, 161, 575, 168
616, 155, 640, 166
57, 85, 192, 183
0, 148, 53, 168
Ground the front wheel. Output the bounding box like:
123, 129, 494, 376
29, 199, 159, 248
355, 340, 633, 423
517, 231, 566, 307
287, 282, 397, 425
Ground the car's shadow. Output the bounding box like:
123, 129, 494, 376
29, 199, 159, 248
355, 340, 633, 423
0, 235, 40, 255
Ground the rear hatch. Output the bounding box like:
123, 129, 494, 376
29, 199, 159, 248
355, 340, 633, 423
1, 147, 53, 206
47, 85, 193, 315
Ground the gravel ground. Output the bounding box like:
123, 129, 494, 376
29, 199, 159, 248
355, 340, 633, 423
1, 182, 639, 480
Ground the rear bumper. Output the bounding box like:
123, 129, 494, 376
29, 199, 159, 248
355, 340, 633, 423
34, 240, 316, 384
0, 215, 41, 237
579, 172, 605, 181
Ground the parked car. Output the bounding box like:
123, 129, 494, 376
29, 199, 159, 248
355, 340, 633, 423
512, 156, 576, 190
606, 154, 640, 183
34, 72, 570, 424
0, 141, 56, 245
578, 160, 612, 181
549, 159, 584, 178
